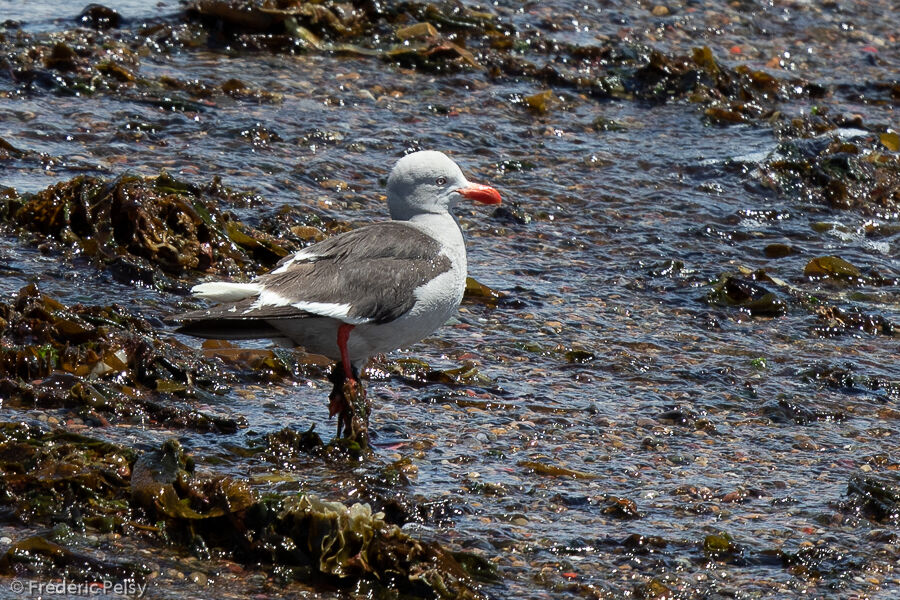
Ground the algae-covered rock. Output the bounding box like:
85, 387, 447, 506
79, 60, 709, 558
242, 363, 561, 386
0, 423, 135, 525
518, 460, 596, 479
278, 495, 385, 578
0, 284, 244, 432
0, 428, 490, 597
463, 277, 504, 307
3, 172, 293, 283
702, 532, 740, 560
128, 440, 488, 597
271, 494, 484, 598
132, 439, 254, 521
634, 578, 673, 599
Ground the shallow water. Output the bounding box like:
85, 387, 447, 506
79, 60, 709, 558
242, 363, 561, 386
1, 1, 898, 598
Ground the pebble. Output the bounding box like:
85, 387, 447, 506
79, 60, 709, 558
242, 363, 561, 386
190, 571, 208, 586
667, 453, 692, 465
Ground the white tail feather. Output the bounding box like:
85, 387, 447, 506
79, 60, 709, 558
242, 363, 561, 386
191, 282, 262, 302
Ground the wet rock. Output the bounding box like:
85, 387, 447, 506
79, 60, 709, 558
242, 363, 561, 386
384, 357, 495, 389
760, 397, 845, 425
813, 305, 895, 337
77, 4, 122, 30
656, 408, 696, 426
800, 364, 899, 398
622, 533, 667, 554
518, 460, 596, 479
463, 277, 505, 307
188, 0, 364, 38
491, 202, 531, 225
758, 136, 900, 214
841, 475, 900, 524
0, 535, 144, 582
44, 42, 81, 71
220, 78, 283, 103
564, 349, 595, 364
804, 255, 861, 280
598, 497, 641, 520
0, 137, 28, 159
634, 578, 672, 599
706, 275, 787, 317
780, 544, 866, 582
763, 243, 797, 258
702, 533, 740, 560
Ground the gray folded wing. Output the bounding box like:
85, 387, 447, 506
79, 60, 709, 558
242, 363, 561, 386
172, 222, 451, 339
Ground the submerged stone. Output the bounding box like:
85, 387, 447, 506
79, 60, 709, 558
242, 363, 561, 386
813, 305, 895, 337
600, 496, 641, 520
804, 256, 862, 280
518, 460, 596, 479
0, 535, 145, 582
706, 275, 787, 317
703, 533, 739, 559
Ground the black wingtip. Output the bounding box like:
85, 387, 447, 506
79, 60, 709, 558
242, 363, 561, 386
174, 319, 284, 340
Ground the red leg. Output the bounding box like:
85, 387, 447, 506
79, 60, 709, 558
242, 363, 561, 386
337, 323, 355, 380
331, 322, 369, 446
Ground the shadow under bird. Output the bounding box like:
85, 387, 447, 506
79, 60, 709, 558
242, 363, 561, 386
169, 150, 502, 446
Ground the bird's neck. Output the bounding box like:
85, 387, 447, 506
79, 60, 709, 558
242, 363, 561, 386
406, 211, 461, 239
406, 211, 467, 265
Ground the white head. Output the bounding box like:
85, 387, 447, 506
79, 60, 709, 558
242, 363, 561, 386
387, 150, 501, 221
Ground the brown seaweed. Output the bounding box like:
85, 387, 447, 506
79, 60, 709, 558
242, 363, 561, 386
2, 172, 296, 284
0, 284, 248, 432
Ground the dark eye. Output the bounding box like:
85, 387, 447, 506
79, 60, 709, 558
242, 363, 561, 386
436, 177, 447, 185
